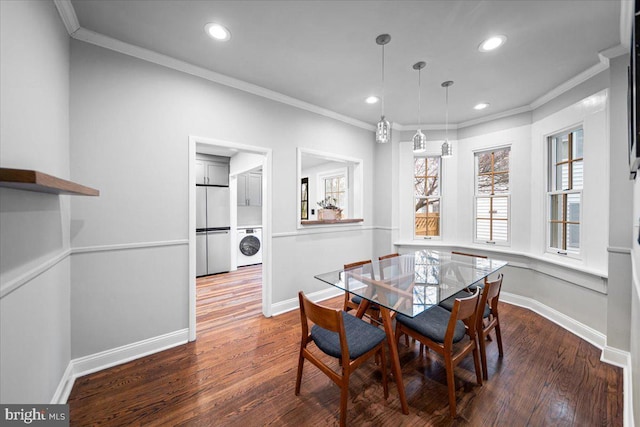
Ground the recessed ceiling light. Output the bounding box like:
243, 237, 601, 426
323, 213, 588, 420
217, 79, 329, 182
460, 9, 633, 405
474, 103, 490, 110
365, 96, 380, 104
205, 23, 231, 41
478, 35, 506, 52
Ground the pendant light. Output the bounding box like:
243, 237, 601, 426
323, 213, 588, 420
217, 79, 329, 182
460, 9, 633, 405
441, 81, 454, 158
375, 34, 391, 144
412, 61, 427, 153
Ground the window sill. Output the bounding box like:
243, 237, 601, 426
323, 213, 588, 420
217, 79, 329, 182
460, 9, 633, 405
301, 218, 364, 226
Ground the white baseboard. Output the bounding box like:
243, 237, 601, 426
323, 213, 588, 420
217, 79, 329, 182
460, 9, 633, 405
53, 328, 189, 403
500, 291, 606, 349
270, 287, 343, 316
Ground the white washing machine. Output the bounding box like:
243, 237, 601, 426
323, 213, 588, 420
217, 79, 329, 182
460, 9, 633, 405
237, 228, 262, 267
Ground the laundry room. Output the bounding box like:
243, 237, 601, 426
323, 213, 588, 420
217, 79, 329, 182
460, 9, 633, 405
195, 146, 263, 277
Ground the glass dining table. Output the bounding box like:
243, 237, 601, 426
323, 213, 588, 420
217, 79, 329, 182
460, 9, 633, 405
314, 249, 508, 415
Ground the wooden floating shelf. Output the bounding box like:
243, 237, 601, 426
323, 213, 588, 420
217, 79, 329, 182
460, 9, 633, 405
0, 168, 100, 196
301, 218, 364, 225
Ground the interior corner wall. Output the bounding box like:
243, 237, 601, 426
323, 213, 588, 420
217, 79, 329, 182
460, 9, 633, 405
607, 54, 633, 353
0, 0, 72, 403
372, 130, 400, 256
69, 39, 376, 357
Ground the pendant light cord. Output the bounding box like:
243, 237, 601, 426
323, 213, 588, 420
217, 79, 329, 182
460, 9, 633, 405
445, 85, 449, 140
381, 43, 385, 117
417, 68, 422, 127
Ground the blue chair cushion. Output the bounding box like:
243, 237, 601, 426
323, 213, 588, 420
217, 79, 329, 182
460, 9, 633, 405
351, 295, 380, 310
311, 312, 386, 359
396, 305, 467, 344
439, 291, 490, 318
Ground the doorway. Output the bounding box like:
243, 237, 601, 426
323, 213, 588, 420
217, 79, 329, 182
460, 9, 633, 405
188, 135, 272, 342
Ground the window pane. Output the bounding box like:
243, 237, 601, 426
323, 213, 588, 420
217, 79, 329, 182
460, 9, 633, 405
492, 220, 508, 241
427, 157, 439, 176
493, 172, 509, 193
477, 152, 493, 174
573, 129, 583, 158
476, 219, 491, 241
555, 163, 569, 190
567, 223, 580, 253
339, 177, 346, 191
426, 178, 439, 196
550, 194, 563, 221
476, 197, 491, 218
493, 149, 509, 172
325, 180, 331, 193
556, 135, 569, 162
567, 193, 580, 222
415, 177, 427, 197
415, 198, 440, 236
572, 160, 583, 189
414, 158, 426, 176
477, 174, 493, 194
492, 196, 509, 219
549, 222, 563, 249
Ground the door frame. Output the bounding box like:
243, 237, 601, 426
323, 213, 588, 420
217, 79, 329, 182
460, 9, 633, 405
188, 135, 272, 341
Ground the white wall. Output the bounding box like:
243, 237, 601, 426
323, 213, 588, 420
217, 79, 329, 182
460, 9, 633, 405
69, 40, 375, 356
0, 0, 72, 403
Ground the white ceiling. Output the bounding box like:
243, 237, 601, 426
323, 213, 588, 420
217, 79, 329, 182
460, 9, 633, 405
70, 0, 624, 128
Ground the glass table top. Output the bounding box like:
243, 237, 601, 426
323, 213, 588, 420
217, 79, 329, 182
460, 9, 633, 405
314, 250, 508, 318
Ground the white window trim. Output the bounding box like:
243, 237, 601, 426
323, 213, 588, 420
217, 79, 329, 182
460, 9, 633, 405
545, 126, 583, 260
317, 167, 349, 218
473, 146, 511, 246
413, 155, 442, 241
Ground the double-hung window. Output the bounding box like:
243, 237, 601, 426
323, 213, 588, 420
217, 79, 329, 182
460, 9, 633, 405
474, 147, 510, 244
414, 156, 441, 238
548, 128, 583, 256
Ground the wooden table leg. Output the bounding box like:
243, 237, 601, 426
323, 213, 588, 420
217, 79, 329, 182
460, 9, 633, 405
379, 306, 409, 415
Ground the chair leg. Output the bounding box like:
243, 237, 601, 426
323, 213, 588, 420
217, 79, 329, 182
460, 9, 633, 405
495, 320, 504, 356
472, 341, 483, 385
478, 332, 489, 381
379, 346, 389, 399
444, 354, 457, 418
295, 351, 305, 395
339, 375, 349, 427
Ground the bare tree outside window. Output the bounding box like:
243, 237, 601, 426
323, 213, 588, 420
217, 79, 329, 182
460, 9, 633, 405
475, 148, 510, 243
414, 157, 440, 237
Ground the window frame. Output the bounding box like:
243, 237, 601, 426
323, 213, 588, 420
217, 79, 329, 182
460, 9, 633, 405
413, 155, 442, 240
317, 167, 349, 218
546, 126, 584, 259
473, 146, 511, 246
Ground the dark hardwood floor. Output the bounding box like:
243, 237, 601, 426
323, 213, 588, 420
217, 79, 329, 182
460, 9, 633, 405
67, 265, 623, 426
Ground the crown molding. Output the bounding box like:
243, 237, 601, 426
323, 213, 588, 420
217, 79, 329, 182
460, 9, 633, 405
458, 105, 532, 129
70, 27, 375, 132
53, 0, 80, 36
54, 1, 622, 135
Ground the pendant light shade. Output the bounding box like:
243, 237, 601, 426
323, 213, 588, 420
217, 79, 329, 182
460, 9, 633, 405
375, 34, 392, 144
441, 80, 454, 158
412, 61, 427, 152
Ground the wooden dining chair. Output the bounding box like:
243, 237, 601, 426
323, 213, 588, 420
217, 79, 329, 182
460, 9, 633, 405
343, 260, 381, 324
476, 274, 504, 380
395, 289, 483, 417
451, 251, 489, 291
295, 291, 388, 427
378, 253, 400, 280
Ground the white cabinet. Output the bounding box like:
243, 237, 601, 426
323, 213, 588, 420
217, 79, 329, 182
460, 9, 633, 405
196, 160, 229, 186
237, 172, 262, 206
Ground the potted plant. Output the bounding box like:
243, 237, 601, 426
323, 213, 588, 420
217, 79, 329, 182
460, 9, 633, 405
317, 196, 342, 220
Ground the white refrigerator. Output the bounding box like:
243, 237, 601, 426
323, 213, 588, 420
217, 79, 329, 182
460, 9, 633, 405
196, 186, 231, 276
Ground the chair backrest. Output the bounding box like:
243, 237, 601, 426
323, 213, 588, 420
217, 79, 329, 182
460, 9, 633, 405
448, 288, 480, 344
299, 291, 342, 334
477, 274, 503, 324
344, 259, 374, 287
451, 251, 488, 259
378, 253, 399, 280
298, 291, 350, 363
